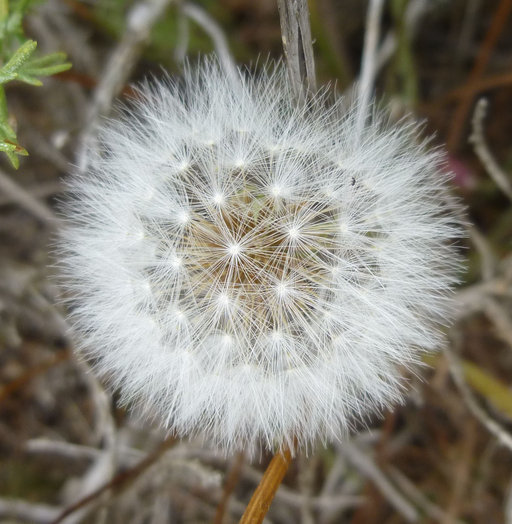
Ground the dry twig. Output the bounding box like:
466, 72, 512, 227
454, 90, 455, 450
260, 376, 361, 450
483, 297, 512, 349
51, 436, 176, 524
181, 2, 236, 81
277, 0, 317, 101
78, 0, 174, 172
213, 452, 245, 524
0, 168, 60, 226
0, 498, 61, 524
447, 0, 512, 151
26, 438, 143, 466
389, 468, 463, 523
469, 98, 512, 201
445, 339, 512, 452
241, 463, 362, 514
337, 440, 418, 522
356, 0, 385, 135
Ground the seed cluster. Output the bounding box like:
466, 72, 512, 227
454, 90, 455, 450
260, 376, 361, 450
143, 158, 360, 365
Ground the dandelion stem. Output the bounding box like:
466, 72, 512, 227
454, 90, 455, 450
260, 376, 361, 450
239, 446, 293, 524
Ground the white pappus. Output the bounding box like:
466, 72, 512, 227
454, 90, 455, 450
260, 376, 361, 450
60, 58, 463, 455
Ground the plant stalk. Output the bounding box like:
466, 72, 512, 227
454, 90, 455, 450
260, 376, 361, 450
239, 446, 293, 524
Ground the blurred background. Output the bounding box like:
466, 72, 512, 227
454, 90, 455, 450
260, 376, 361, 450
1, 0, 512, 522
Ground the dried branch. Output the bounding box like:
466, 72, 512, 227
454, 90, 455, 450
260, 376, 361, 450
58, 360, 119, 524
505, 475, 512, 524
469, 98, 512, 201
447, 0, 512, 151
242, 463, 362, 513
298, 453, 316, 524
0, 168, 60, 226
0, 180, 63, 207
0, 350, 69, 404
181, 2, 237, 81
467, 216, 512, 351
389, 468, 464, 524
337, 440, 418, 522
78, 0, 174, 172
470, 225, 498, 281
51, 436, 176, 524
445, 339, 512, 452
356, 0, 385, 135
455, 277, 511, 317
277, 0, 317, 101
173, 8, 189, 65
317, 453, 352, 524
0, 498, 60, 524
453, 0, 483, 73
26, 438, 142, 466
213, 452, 245, 524
483, 297, 512, 349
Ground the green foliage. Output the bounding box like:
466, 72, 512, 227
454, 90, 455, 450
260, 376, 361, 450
0, 0, 71, 168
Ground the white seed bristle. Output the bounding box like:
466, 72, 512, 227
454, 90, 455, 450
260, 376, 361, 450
60, 57, 464, 456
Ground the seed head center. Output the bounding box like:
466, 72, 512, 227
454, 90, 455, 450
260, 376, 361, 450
228, 243, 242, 257
150, 181, 341, 339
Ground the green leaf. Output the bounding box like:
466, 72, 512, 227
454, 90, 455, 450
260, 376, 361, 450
22, 51, 68, 68
5, 150, 19, 168
0, 84, 8, 119
20, 60, 71, 77
0, 86, 16, 140
0, 84, 26, 168
0, 119, 17, 141
17, 51, 71, 85
6, 0, 33, 35
28, 60, 72, 76
0, 0, 8, 22
0, 39, 36, 83
0, 138, 28, 168
0, 140, 19, 152
0, 139, 27, 155
14, 72, 41, 85
0, 1, 71, 167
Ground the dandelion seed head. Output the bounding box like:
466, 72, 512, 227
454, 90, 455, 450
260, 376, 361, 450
60, 58, 463, 455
